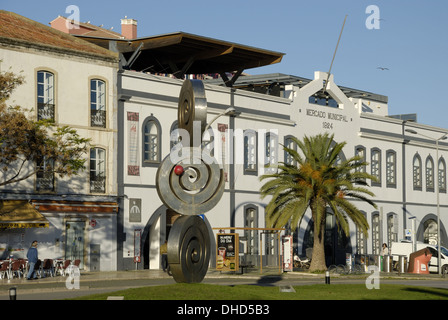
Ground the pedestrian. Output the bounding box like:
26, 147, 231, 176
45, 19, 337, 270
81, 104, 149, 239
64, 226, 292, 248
160, 240, 168, 272
26, 240, 39, 280
381, 243, 389, 256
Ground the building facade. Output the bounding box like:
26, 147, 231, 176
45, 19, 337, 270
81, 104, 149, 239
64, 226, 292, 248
117, 69, 448, 270
0, 11, 119, 271
2, 11, 446, 272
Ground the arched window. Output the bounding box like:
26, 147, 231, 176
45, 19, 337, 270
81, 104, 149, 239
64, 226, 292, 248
37, 70, 55, 121
244, 205, 259, 256
356, 211, 367, 255
426, 156, 434, 191
371, 148, 381, 186
90, 79, 106, 128
284, 135, 297, 166
423, 219, 438, 245
244, 129, 257, 175
439, 158, 446, 193
372, 212, 380, 254
90, 147, 106, 193
386, 150, 396, 188
413, 154, 422, 190
170, 120, 180, 151
36, 157, 54, 192
387, 213, 398, 247
264, 131, 278, 174
355, 145, 366, 173
142, 116, 161, 166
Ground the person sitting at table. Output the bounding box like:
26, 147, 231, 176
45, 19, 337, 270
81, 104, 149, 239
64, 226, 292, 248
26, 240, 39, 280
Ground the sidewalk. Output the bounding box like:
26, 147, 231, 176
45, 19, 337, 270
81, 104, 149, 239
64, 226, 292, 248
0, 268, 317, 295
1, 268, 445, 298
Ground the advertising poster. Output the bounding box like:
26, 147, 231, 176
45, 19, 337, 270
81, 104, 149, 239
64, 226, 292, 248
134, 229, 141, 263
216, 233, 239, 272
282, 235, 293, 272
127, 112, 140, 176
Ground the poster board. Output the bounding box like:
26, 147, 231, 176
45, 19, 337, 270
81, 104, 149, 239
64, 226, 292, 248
134, 229, 141, 263
216, 233, 239, 271
282, 235, 293, 272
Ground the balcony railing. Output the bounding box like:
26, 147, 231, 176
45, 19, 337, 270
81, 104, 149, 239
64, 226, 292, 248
37, 103, 55, 121
36, 171, 55, 192
91, 109, 106, 128
90, 174, 106, 193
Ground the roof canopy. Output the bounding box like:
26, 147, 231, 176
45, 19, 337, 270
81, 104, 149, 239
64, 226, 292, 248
0, 200, 49, 229
76, 32, 284, 82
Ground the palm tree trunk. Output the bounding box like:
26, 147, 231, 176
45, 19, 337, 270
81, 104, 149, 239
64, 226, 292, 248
309, 210, 327, 272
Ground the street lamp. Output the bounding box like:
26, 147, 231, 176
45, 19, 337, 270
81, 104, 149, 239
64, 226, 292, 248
202, 107, 241, 152
203, 107, 240, 134
405, 128, 447, 275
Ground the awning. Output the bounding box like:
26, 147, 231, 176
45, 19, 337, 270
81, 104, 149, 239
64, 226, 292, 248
0, 200, 49, 229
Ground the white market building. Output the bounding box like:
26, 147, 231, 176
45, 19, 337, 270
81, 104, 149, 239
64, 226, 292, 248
1, 11, 446, 272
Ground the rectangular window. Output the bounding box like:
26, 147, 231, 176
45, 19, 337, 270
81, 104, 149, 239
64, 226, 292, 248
439, 160, 446, 193
426, 158, 434, 191
90, 79, 106, 128
244, 207, 258, 256
371, 149, 381, 186
386, 151, 396, 187
37, 71, 55, 121
244, 130, 257, 175
144, 120, 159, 163
413, 155, 422, 190
36, 157, 55, 192
387, 214, 398, 248
90, 148, 106, 193
372, 214, 380, 255
264, 132, 278, 174
356, 226, 366, 255
284, 137, 297, 166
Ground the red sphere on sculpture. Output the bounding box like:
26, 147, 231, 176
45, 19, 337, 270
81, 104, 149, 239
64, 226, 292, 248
174, 165, 184, 176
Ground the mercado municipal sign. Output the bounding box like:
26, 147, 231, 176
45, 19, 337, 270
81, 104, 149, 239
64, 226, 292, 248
305, 108, 349, 130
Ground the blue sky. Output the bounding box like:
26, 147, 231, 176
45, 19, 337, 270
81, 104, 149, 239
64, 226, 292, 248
3, 0, 448, 129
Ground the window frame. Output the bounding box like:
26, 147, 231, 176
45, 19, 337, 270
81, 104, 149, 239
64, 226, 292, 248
413, 154, 422, 190
439, 157, 447, 193
284, 135, 297, 167
90, 78, 107, 128
90, 147, 106, 194
370, 148, 382, 187
35, 157, 55, 193
243, 204, 259, 256
386, 149, 397, 188
371, 212, 380, 255
243, 129, 257, 175
36, 70, 55, 122
264, 131, 278, 174
356, 211, 368, 255
142, 116, 162, 167
426, 155, 435, 192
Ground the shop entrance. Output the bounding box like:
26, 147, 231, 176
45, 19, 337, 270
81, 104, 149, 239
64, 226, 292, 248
65, 220, 85, 268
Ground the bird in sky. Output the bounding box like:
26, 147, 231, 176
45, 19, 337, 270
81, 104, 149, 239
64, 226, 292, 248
377, 67, 389, 70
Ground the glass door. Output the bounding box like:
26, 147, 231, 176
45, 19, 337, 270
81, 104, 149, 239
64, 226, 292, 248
65, 221, 85, 268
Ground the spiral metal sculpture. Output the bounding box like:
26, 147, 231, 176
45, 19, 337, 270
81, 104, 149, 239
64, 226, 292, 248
156, 79, 225, 283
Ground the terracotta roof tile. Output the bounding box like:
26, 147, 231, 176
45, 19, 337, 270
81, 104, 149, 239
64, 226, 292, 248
0, 11, 118, 61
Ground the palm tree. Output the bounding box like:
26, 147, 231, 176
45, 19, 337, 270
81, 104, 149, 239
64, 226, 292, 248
260, 133, 377, 271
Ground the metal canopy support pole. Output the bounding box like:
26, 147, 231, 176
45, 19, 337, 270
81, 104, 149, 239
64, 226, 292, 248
220, 68, 244, 87
172, 56, 196, 79
124, 42, 143, 69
